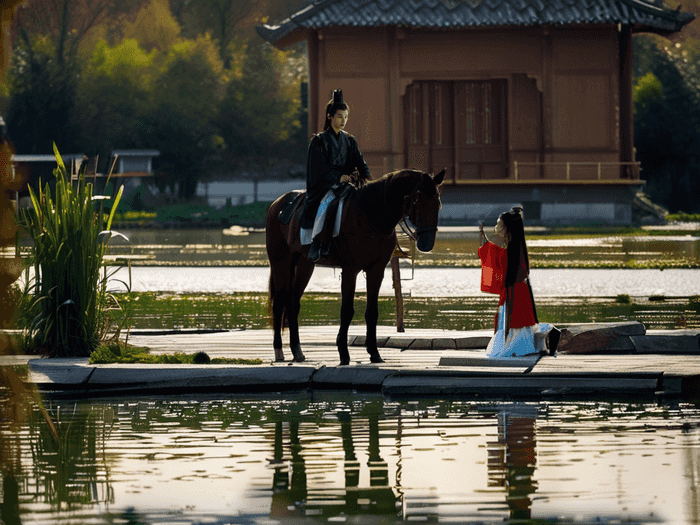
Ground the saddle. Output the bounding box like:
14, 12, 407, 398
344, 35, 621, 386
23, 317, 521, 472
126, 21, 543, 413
279, 190, 305, 226
278, 184, 355, 249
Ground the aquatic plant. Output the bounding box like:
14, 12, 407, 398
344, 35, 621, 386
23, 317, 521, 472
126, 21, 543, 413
89, 343, 261, 364
18, 144, 125, 357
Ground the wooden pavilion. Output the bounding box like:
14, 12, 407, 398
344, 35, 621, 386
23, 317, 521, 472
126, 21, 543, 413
257, 0, 694, 225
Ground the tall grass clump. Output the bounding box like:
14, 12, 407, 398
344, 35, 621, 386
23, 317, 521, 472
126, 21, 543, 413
18, 144, 125, 357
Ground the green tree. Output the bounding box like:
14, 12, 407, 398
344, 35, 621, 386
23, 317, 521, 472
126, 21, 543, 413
6, 0, 144, 154
147, 34, 226, 198
633, 36, 700, 213
6, 36, 81, 154
169, 0, 260, 68
76, 39, 157, 171
216, 41, 303, 176
122, 0, 180, 53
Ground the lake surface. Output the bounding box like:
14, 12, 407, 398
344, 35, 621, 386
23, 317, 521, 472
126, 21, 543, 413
3, 394, 700, 524
108, 266, 700, 298
103, 226, 700, 268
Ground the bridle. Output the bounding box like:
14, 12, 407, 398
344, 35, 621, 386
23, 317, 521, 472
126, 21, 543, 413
399, 181, 441, 242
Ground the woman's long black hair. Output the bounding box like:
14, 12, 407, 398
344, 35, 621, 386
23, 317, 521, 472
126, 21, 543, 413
501, 206, 529, 288
322, 89, 349, 132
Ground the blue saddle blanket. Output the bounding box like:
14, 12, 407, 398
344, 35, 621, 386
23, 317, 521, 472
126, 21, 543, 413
300, 188, 345, 246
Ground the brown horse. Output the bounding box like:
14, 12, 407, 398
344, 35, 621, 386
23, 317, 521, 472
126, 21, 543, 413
266, 168, 446, 366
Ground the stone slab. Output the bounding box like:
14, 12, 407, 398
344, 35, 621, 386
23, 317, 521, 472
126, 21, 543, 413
439, 353, 540, 369
352, 336, 389, 347
382, 375, 659, 397
87, 365, 315, 387
632, 334, 700, 354
408, 338, 433, 350
384, 337, 414, 349
311, 366, 394, 388
28, 359, 94, 385
432, 338, 457, 350
455, 336, 492, 349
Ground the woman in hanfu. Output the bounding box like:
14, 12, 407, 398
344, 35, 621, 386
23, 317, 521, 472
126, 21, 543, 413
479, 207, 560, 358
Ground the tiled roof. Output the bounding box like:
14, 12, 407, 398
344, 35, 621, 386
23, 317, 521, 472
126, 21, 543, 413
257, 0, 695, 44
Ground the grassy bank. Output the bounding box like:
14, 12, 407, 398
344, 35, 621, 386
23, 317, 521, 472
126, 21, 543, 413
109, 292, 700, 332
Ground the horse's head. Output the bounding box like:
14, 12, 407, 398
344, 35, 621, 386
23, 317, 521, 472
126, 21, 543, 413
404, 168, 446, 252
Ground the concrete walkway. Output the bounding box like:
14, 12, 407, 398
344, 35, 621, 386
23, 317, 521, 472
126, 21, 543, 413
2, 323, 699, 399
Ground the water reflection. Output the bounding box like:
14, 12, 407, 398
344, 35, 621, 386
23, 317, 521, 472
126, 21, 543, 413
486, 404, 537, 520
270, 410, 396, 520
3, 394, 700, 524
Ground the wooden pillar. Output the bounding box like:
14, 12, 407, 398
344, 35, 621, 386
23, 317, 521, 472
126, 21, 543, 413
391, 255, 404, 332
387, 27, 402, 173
618, 24, 634, 178
542, 27, 553, 154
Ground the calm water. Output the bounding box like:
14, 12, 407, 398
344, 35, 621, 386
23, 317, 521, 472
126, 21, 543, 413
103, 226, 700, 268
4, 228, 700, 524
107, 266, 700, 297
2, 394, 700, 524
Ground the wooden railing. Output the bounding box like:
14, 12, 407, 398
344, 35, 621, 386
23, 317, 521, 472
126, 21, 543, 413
512, 161, 641, 181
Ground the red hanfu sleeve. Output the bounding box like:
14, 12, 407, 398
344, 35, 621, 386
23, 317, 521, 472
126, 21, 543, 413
479, 241, 506, 294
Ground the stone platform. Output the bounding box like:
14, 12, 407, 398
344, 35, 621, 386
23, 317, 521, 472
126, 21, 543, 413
2, 322, 699, 399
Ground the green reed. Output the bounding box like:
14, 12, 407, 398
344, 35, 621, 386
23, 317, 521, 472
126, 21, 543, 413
18, 144, 125, 357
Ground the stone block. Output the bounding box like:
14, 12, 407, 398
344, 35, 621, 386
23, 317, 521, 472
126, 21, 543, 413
439, 353, 539, 368
558, 322, 645, 354
632, 332, 700, 354
408, 338, 433, 350
432, 338, 457, 350
455, 336, 492, 349
352, 336, 389, 347
311, 366, 392, 387
385, 337, 414, 349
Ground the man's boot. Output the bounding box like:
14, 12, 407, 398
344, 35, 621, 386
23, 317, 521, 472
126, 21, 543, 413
308, 236, 323, 261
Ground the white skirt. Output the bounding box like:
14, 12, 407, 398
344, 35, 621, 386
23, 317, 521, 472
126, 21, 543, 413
486, 304, 556, 359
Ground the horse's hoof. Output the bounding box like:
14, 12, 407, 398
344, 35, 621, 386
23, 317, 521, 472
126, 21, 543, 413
339, 359, 350, 366
292, 353, 306, 363
274, 349, 285, 362
369, 353, 385, 364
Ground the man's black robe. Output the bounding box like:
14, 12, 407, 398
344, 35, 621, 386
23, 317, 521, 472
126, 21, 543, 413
302, 129, 370, 230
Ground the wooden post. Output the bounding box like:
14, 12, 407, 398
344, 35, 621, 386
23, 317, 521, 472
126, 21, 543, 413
618, 24, 634, 179
391, 255, 405, 332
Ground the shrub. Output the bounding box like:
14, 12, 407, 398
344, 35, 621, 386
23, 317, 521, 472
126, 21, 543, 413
666, 212, 700, 223
18, 145, 125, 357
193, 351, 211, 364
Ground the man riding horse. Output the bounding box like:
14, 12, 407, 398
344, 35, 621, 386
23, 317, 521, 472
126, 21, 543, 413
303, 90, 370, 261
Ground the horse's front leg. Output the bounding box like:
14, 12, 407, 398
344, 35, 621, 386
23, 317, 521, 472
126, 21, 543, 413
364, 266, 385, 364
336, 269, 359, 366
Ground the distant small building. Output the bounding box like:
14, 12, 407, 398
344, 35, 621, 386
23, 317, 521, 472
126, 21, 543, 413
257, 0, 694, 225
110, 150, 160, 177
12, 153, 85, 195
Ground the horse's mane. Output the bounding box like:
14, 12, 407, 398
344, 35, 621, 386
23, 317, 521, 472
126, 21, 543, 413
353, 169, 425, 230
356, 169, 423, 205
